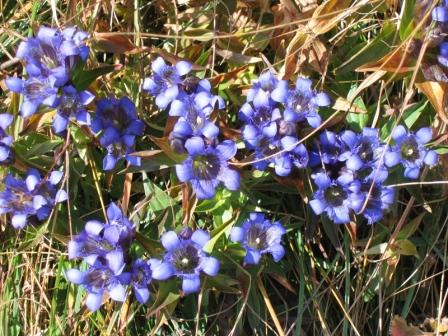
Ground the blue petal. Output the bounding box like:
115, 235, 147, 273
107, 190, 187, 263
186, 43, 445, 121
193, 179, 217, 199
312, 172, 331, 189
109, 284, 126, 302
280, 136, 298, 150
239, 103, 254, 121
68, 240, 81, 259
267, 244, 285, 262
106, 250, 125, 275
218, 167, 240, 191
271, 86, 288, 103
262, 122, 277, 138
295, 77, 312, 92
216, 140, 237, 160
0, 114, 13, 129
100, 128, 121, 147
185, 137, 205, 156
103, 155, 118, 171
201, 121, 219, 138
283, 108, 299, 122
333, 206, 350, 224
126, 154, 141, 167
340, 130, 357, 148
244, 249, 261, 265
150, 260, 175, 280
53, 114, 69, 133
175, 61, 192, 76
404, 166, 420, 179
0, 146, 10, 161
392, 125, 407, 141
33, 195, 48, 210
134, 287, 150, 304
5, 77, 24, 92
313, 92, 331, 106
249, 212, 265, 222
274, 154, 292, 177
173, 120, 193, 137
194, 92, 211, 110
306, 114, 321, 128
176, 161, 193, 182
424, 150, 438, 166
107, 202, 122, 221
200, 257, 219, 276
151, 57, 167, 75
169, 99, 186, 117
21, 100, 38, 118
85, 220, 104, 236
49, 170, 63, 185
86, 292, 103, 312
161, 231, 180, 251
433, 6, 448, 22
415, 127, 433, 144
384, 150, 400, 167
309, 199, 326, 215
104, 226, 120, 245
182, 275, 201, 294
346, 155, 364, 171
253, 90, 269, 109
230, 227, 244, 242
12, 214, 27, 229
66, 269, 85, 284
191, 229, 210, 248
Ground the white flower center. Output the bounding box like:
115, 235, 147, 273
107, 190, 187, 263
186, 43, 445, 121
181, 257, 189, 265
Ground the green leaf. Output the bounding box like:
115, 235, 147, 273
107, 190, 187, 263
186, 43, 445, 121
403, 101, 428, 128
396, 239, 418, 257
397, 212, 425, 240
71, 65, 117, 91
399, 0, 416, 41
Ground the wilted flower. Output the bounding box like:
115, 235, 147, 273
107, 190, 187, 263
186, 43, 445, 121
0, 114, 14, 164
149, 229, 220, 294
309, 171, 363, 224
230, 212, 286, 265
15, 26, 89, 87
53, 85, 94, 134
385, 125, 438, 179
5, 76, 58, 118
175, 137, 240, 199
0, 169, 67, 229
271, 77, 331, 128
143, 57, 192, 109
66, 263, 130, 312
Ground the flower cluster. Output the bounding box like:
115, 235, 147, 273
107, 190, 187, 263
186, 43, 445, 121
239, 72, 330, 176
230, 212, 286, 265
0, 169, 67, 229
309, 126, 438, 225
144, 57, 240, 199
0, 114, 14, 165
91, 96, 144, 170
5, 26, 92, 133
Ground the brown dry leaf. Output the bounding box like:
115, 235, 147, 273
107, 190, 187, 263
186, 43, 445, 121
149, 135, 186, 163
349, 70, 387, 105
130, 149, 163, 158
390, 316, 434, 336
151, 47, 205, 71
281, 29, 309, 80
93, 33, 136, 54
121, 172, 133, 214
356, 46, 414, 73
333, 97, 367, 114
416, 81, 448, 124
215, 49, 262, 64
308, 0, 351, 35
209, 65, 249, 86
268, 273, 297, 294
20, 110, 55, 134
307, 38, 328, 75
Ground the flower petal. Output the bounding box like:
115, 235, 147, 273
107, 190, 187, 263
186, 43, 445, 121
134, 287, 150, 304
66, 269, 85, 284
218, 167, 240, 191
86, 292, 103, 312
12, 214, 27, 229
182, 276, 201, 294
216, 140, 237, 160
191, 229, 210, 248
201, 257, 219, 276
244, 249, 261, 265
151, 260, 175, 280
109, 284, 126, 302
161, 231, 180, 251
415, 127, 433, 144
185, 137, 205, 156
230, 227, 244, 243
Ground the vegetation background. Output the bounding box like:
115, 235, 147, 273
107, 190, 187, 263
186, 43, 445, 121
0, 0, 447, 335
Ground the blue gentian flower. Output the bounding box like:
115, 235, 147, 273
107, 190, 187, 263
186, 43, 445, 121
246, 71, 288, 103
0, 169, 67, 229
66, 263, 130, 312
271, 77, 331, 128
5, 76, 58, 117
432, 1, 448, 22
0, 114, 14, 164
339, 127, 385, 171
143, 57, 192, 109
273, 136, 309, 176
437, 42, 448, 67
175, 137, 240, 199
53, 85, 94, 134
309, 171, 363, 224
357, 177, 395, 225
149, 229, 220, 294
68, 203, 133, 274
230, 212, 286, 265
91, 96, 144, 170
240, 103, 281, 148
130, 259, 153, 304
15, 26, 89, 87
384, 125, 438, 179
309, 130, 346, 167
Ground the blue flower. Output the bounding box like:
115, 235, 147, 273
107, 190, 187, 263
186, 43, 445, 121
230, 212, 286, 265
0, 169, 67, 229
309, 130, 346, 167
338, 127, 385, 171
357, 176, 395, 225
143, 57, 192, 109
384, 125, 438, 179
91, 96, 144, 170
68, 203, 134, 274
15, 26, 89, 87
53, 85, 94, 134
175, 137, 240, 199
66, 263, 130, 312
130, 259, 153, 304
149, 229, 220, 294
0, 114, 14, 165
309, 171, 363, 224
240, 103, 281, 148
5, 76, 58, 118
271, 77, 331, 128
432, 1, 448, 22
246, 71, 288, 103
273, 136, 309, 176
